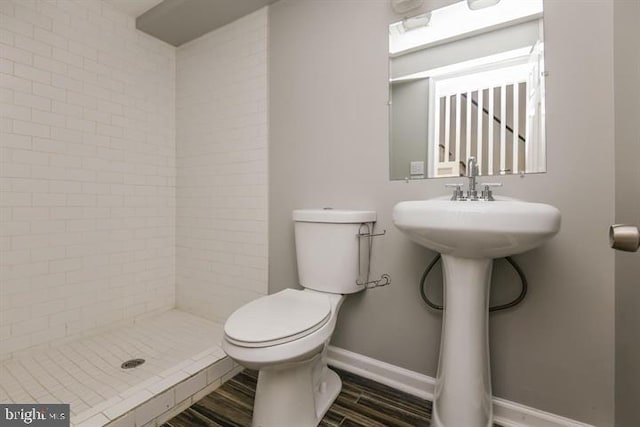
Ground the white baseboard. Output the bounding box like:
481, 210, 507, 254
326, 346, 595, 427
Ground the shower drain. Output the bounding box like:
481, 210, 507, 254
121, 358, 145, 369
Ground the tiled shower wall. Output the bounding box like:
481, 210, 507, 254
176, 8, 268, 323
0, 0, 176, 359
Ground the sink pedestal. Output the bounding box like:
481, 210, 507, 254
432, 255, 493, 427
393, 197, 561, 426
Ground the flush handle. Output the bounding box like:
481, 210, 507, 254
609, 224, 640, 252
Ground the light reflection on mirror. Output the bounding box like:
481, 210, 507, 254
389, 0, 546, 180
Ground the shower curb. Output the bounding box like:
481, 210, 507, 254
73, 357, 242, 427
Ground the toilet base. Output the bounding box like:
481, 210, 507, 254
315, 368, 341, 422
252, 354, 342, 427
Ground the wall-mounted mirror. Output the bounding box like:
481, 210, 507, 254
389, 0, 546, 180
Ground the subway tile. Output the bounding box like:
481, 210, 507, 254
13, 92, 50, 113
191, 379, 221, 404
33, 27, 66, 50
176, 7, 267, 321
104, 412, 133, 427
10, 316, 48, 336
10, 148, 48, 165
51, 47, 82, 68
32, 109, 65, 127
14, 4, 52, 31
0, 87, 14, 105
33, 55, 68, 75
76, 412, 110, 427
33, 82, 66, 102
14, 63, 50, 84
30, 220, 65, 234
34, 2, 71, 26
134, 390, 174, 426
183, 354, 221, 376
0, 73, 32, 93
30, 247, 65, 263
51, 101, 82, 118
0, 3, 267, 392
12, 119, 49, 138
174, 371, 206, 403
49, 258, 82, 273
0, 14, 33, 38
0, 224, 30, 239
49, 154, 81, 169
1, 103, 31, 121
0, 1, 15, 18
1, 45, 32, 67
153, 397, 193, 426
146, 371, 190, 395
51, 73, 82, 92
206, 357, 234, 383
14, 34, 51, 58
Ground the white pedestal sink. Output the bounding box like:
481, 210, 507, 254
392, 196, 561, 427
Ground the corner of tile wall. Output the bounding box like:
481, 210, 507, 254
175, 7, 269, 323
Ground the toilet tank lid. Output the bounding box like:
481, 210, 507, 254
293, 209, 377, 223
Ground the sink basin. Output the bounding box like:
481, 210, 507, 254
392, 196, 561, 258
392, 196, 561, 427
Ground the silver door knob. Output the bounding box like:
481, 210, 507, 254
609, 224, 640, 252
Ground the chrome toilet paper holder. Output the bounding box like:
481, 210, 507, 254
356, 223, 391, 289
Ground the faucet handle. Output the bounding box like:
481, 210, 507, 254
479, 183, 502, 201
445, 183, 465, 201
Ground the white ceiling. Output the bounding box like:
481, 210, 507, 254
103, 0, 164, 17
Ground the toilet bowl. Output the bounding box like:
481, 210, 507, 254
223, 288, 344, 426
222, 209, 376, 427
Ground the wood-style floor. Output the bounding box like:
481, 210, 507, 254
162, 368, 503, 427
162, 367, 432, 427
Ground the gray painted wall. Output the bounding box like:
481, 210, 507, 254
614, 1, 640, 426
269, 1, 615, 425
390, 79, 429, 180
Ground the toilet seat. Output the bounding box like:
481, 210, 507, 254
224, 289, 331, 348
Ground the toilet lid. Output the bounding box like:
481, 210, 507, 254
224, 289, 331, 347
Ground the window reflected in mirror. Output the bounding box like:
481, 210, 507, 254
389, 0, 546, 180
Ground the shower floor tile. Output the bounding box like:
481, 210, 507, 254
0, 310, 226, 425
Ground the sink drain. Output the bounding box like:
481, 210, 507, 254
121, 358, 145, 369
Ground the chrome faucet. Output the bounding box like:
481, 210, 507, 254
445, 156, 503, 201
467, 156, 479, 200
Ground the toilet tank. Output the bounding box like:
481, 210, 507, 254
293, 209, 377, 294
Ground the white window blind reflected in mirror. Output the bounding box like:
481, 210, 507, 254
430, 49, 544, 177
437, 85, 525, 177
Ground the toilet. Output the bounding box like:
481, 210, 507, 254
222, 208, 376, 427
